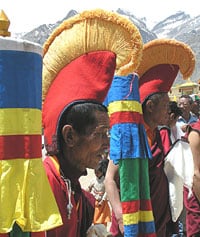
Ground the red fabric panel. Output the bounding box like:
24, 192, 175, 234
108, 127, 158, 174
0, 234, 9, 237
159, 127, 172, 156
139, 64, 179, 103
0, 134, 42, 160
110, 111, 144, 127
122, 199, 153, 213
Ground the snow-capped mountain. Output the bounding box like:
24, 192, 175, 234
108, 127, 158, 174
152, 11, 191, 38
151, 11, 200, 82
17, 8, 200, 84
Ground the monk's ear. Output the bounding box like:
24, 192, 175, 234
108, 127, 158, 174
145, 100, 154, 113
62, 125, 76, 146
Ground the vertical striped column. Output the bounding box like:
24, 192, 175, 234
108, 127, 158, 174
0, 37, 62, 234
0, 38, 42, 160
104, 74, 156, 237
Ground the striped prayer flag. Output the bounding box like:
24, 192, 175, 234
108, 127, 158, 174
0, 37, 62, 234
104, 74, 156, 236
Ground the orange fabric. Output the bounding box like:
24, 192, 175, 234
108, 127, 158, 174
144, 122, 155, 147
93, 200, 111, 225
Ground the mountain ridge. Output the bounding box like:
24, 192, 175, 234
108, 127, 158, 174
17, 8, 200, 85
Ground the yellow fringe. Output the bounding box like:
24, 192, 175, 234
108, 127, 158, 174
136, 38, 196, 80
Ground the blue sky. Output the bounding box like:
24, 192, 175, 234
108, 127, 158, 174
1, 0, 199, 33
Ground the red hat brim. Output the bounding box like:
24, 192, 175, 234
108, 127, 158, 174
139, 64, 179, 103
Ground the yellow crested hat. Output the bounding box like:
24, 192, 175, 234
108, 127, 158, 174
42, 9, 143, 153
136, 38, 195, 103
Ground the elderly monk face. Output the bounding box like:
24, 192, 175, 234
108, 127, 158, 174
148, 93, 170, 127
62, 110, 110, 173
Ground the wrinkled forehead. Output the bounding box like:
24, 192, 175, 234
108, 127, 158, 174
94, 111, 109, 125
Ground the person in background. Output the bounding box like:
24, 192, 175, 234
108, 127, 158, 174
159, 101, 183, 155
41, 9, 143, 237
87, 159, 111, 227
176, 95, 199, 138
183, 120, 200, 237
191, 100, 200, 119
105, 38, 195, 237
138, 41, 195, 237
175, 95, 199, 236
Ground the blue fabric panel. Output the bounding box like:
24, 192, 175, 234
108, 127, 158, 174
0, 50, 42, 109
104, 74, 140, 106
124, 221, 156, 237
110, 123, 152, 164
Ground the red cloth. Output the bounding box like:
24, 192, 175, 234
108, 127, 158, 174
43, 156, 95, 237
139, 64, 179, 103
109, 210, 123, 237
159, 126, 172, 156
42, 51, 116, 152
190, 119, 200, 133
184, 120, 200, 237
148, 129, 172, 237
184, 187, 200, 237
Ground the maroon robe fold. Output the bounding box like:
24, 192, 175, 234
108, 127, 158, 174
149, 129, 175, 237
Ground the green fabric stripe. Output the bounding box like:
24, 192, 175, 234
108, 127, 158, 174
119, 158, 150, 202
10, 223, 30, 237
139, 159, 151, 199
119, 159, 139, 201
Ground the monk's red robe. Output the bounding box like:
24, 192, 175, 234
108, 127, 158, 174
43, 156, 95, 237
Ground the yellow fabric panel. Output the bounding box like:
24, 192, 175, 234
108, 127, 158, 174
107, 100, 143, 116
0, 158, 62, 233
0, 108, 41, 135
123, 210, 154, 225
